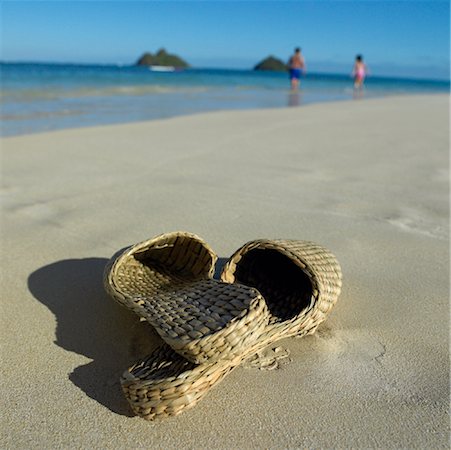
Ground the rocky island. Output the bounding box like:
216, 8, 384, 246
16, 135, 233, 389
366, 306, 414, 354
136, 49, 189, 68
254, 56, 287, 72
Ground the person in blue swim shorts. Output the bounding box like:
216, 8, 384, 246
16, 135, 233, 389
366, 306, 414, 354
288, 47, 306, 90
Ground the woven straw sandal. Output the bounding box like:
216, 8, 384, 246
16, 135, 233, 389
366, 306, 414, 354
106, 235, 342, 420
104, 231, 270, 364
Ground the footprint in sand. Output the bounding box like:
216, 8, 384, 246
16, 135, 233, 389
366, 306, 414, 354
385, 208, 446, 240
9, 200, 67, 226
315, 326, 386, 366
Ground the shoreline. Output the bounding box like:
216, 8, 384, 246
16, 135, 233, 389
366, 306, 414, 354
2, 94, 449, 449
2, 92, 448, 139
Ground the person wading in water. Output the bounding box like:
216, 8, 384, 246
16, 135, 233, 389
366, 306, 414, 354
288, 47, 306, 90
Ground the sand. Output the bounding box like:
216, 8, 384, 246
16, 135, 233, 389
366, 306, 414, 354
1, 94, 449, 449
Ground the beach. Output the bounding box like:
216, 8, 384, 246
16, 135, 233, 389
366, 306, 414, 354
1, 94, 449, 448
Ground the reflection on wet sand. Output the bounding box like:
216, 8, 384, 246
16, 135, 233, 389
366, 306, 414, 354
353, 88, 365, 100
288, 90, 302, 107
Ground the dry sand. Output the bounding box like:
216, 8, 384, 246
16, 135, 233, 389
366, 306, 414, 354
1, 94, 449, 449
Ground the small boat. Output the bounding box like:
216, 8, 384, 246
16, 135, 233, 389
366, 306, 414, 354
149, 65, 176, 72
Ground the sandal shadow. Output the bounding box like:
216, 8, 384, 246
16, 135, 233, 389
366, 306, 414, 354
27, 257, 163, 417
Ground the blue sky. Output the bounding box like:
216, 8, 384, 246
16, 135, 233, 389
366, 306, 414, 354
1, 1, 450, 79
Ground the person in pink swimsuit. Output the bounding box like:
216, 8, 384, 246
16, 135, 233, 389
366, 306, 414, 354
353, 54, 367, 89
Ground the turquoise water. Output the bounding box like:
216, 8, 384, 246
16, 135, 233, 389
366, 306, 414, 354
1, 62, 449, 136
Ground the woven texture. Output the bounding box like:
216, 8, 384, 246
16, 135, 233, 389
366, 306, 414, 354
121, 344, 235, 420
104, 233, 342, 420
221, 239, 342, 341
104, 231, 269, 364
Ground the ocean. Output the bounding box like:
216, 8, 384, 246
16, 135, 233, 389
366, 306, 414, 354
1, 62, 449, 136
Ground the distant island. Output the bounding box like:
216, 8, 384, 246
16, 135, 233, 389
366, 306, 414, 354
254, 56, 287, 72
136, 48, 189, 68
